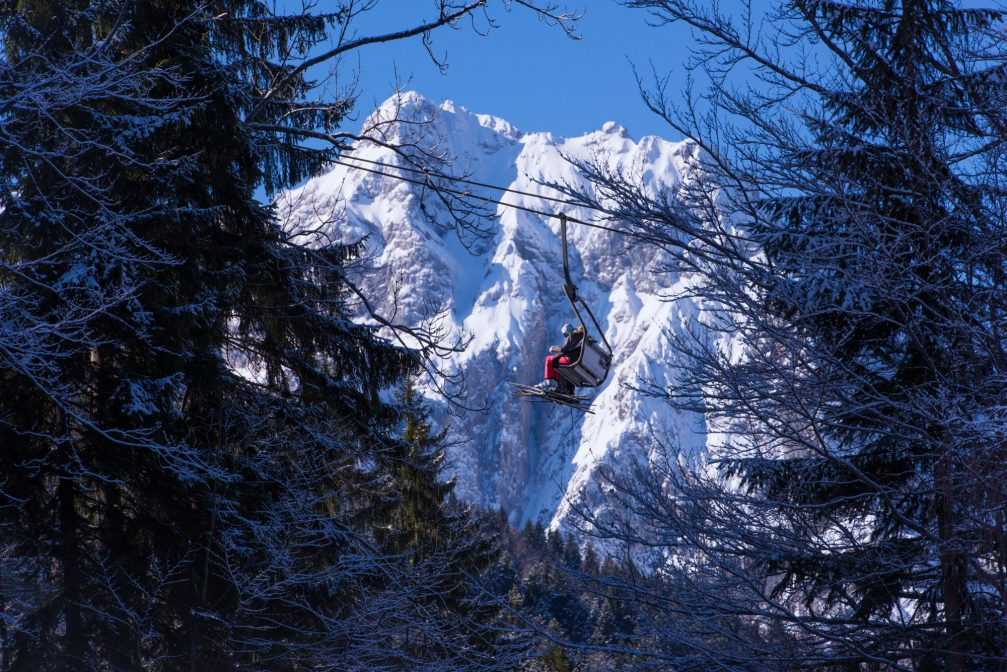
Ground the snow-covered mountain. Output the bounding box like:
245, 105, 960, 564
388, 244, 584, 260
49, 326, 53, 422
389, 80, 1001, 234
278, 92, 709, 534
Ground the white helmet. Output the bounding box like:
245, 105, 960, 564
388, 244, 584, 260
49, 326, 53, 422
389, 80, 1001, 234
561, 322, 574, 336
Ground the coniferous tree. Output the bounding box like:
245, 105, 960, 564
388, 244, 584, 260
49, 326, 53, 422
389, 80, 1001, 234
566, 0, 1007, 669
378, 381, 456, 560
0, 1, 576, 669
373, 381, 509, 664
0, 3, 191, 666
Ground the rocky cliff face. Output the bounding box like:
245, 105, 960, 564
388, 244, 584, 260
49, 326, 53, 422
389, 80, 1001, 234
278, 92, 710, 533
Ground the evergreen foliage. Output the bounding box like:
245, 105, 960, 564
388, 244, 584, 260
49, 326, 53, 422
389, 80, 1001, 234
484, 520, 640, 672
564, 0, 1007, 669
725, 4, 1007, 666
0, 0, 575, 669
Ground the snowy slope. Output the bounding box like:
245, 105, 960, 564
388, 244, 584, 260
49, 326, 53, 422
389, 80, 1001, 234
278, 92, 710, 533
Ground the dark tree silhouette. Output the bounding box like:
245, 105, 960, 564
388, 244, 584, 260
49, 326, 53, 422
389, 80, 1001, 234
0, 1, 577, 669
559, 1, 1007, 669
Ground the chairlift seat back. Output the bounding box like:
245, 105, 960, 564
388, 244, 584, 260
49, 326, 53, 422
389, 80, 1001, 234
558, 339, 611, 388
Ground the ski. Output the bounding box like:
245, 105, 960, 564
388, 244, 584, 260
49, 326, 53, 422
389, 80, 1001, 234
511, 383, 594, 413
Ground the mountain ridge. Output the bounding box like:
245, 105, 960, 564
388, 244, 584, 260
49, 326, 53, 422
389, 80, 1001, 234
278, 91, 711, 535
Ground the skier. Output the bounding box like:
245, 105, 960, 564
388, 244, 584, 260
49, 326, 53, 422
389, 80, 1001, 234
534, 322, 584, 395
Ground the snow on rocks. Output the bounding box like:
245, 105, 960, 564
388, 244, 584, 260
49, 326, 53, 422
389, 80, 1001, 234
277, 91, 710, 539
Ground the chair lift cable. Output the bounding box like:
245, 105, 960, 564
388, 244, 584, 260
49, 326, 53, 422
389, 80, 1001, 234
329, 158, 672, 247
329, 156, 621, 394
340, 154, 594, 211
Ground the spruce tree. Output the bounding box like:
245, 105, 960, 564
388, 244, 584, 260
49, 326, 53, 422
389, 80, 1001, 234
371, 381, 506, 665
571, 0, 1007, 669
0, 0, 573, 669
727, 3, 1007, 667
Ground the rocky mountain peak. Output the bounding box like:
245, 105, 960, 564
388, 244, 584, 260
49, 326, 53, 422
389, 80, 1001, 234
279, 92, 711, 537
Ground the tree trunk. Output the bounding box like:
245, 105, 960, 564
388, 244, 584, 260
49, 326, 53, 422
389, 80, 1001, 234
58, 473, 84, 669
936, 456, 966, 672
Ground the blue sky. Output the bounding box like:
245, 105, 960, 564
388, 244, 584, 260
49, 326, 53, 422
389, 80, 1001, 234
339, 1, 1000, 141
344, 1, 707, 141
